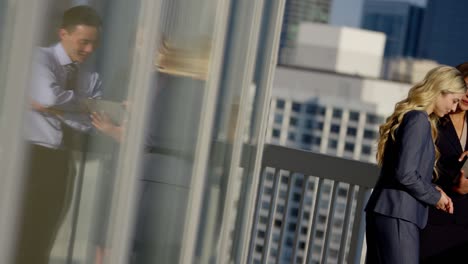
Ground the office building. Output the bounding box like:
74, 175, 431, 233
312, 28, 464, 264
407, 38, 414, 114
279, 0, 333, 64
417, 0, 468, 66
361, 0, 424, 78
362, 1, 424, 59
387, 57, 439, 83
290, 23, 385, 78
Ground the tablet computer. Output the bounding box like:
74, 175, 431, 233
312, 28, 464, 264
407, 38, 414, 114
83, 98, 125, 124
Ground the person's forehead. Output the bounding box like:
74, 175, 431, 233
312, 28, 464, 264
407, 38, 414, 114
70, 25, 99, 39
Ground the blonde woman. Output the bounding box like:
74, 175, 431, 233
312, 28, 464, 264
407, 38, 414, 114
365, 66, 466, 264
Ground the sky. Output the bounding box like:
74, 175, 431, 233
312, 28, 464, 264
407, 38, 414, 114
329, 0, 427, 28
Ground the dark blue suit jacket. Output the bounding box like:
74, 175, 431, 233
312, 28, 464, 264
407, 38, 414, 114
419, 114, 468, 262
429, 114, 468, 225
366, 110, 441, 229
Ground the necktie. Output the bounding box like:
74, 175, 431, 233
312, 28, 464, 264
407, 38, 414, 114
64, 62, 79, 91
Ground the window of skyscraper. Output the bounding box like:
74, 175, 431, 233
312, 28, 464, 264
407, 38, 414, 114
298, 242, 306, 250
316, 230, 324, 238
260, 216, 268, 224
255, 244, 263, 253
261, 201, 270, 209
272, 129, 281, 138
338, 186, 348, 197
313, 137, 321, 146
332, 108, 342, 118
328, 139, 338, 149
330, 124, 340, 134
366, 113, 383, 125
349, 110, 360, 121
308, 181, 315, 190
279, 190, 287, 199
364, 129, 376, 139
304, 119, 314, 129
277, 204, 285, 213
290, 117, 299, 126
346, 127, 357, 136
318, 106, 326, 115
274, 113, 283, 124
288, 223, 297, 232
292, 101, 302, 112
362, 145, 372, 155
345, 142, 355, 152
303, 211, 311, 220
286, 236, 294, 247
306, 104, 317, 114
257, 230, 265, 238
317, 122, 324, 130
266, 172, 274, 181
281, 175, 289, 184
273, 233, 280, 243
290, 207, 299, 217
274, 219, 282, 227
294, 177, 304, 187
301, 226, 308, 235
276, 99, 285, 109
302, 134, 312, 144
293, 193, 301, 202
288, 132, 296, 141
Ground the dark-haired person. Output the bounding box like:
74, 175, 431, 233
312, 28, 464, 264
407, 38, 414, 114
18, 5, 102, 264
420, 62, 468, 263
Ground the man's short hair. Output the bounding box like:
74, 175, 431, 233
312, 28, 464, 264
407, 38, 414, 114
456, 62, 468, 79
61, 5, 102, 32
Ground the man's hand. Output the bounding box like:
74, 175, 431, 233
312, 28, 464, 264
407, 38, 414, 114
91, 111, 123, 142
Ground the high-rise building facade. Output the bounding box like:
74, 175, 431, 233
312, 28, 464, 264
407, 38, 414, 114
417, 0, 468, 65
361, 1, 424, 78
279, 0, 333, 64
362, 1, 424, 59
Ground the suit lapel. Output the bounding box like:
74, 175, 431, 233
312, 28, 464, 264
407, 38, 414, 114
440, 117, 463, 155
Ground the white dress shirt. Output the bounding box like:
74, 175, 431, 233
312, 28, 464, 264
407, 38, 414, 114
25, 43, 102, 149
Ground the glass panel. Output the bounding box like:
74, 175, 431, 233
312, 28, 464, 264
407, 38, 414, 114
0, 0, 14, 120
129, 0, 219, 263
13, 1, 145, 263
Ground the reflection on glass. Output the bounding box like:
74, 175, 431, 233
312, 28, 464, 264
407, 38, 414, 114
15, 2, 141, 264
130, 0, 217, 263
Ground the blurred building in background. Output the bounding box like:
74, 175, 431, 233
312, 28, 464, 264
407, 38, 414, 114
386, 57, 439, 83
417, 0, 468, 66
279, 0, 333, 64
288, 23, 385, 78
361, 0, 424, 78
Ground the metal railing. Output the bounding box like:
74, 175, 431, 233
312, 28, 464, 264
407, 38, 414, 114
248, 144, 379, 264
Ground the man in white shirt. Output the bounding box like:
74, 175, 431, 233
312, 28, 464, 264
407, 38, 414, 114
17, 5, 102, 264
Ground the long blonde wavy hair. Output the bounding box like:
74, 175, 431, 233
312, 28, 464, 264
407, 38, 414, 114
376, 66, 466, 171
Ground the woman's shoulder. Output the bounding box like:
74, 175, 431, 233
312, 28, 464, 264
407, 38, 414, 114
400, 110, 430, 129
403, 110, 429, 122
